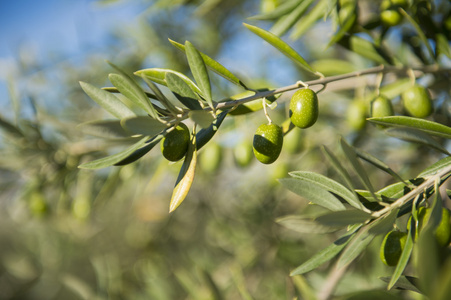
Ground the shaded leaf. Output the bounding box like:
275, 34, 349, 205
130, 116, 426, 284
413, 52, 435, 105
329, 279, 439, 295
243, 23, 316, 75
289, 171, 363, 210
418, 156, 451, 178
368, 208, 399, 235
321, 145, 356, 192
78, 120, 131, 139
189, 110, 215, 129
185, 41, 213, 109
290, 0, 331, 39
355, 148, 407, 184
368, 116, 451, 139
437, 33, 451, 59
165, 72, 203, 110
0, 115, 24, 138
196, 110, 228, 150
315, 210, 372, 227
379, 276, 421, 293
121, 116, 168, 136
79, 136, 150, 169
140, 75, 180, 115
276, 215, 341, 234
249, 0, 302, 20
337, 227, 375, 268
169, 39, 247, 89
114, 137, 160, 166
385, 127, 450, 155
327, 13, 357, 48
388, 225, 414, 290
290, 231, 354, 275
79, 81, 135, 119
170, 131, 197, 213
340, 290, 404, 300
279, 178, 346, 211
135, 68, 202, 95
270, 0, 315, 37
338, 35, 393, 65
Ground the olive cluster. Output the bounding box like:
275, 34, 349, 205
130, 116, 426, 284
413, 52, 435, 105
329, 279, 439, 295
253, 88, 319, 164
348, 84, 433, 131
380, 207, 451, 267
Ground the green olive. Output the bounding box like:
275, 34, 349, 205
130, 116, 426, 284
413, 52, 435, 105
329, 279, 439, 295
347, 100, 367, 131
412, 207, 451, 247
380, 231, 407, 266
234, 140, 254, 168
160, 123, 190, 162
380, 0, 407, 26
371, 95, 394, 118
289, 88, 319, 129
199, 142, 222, 174
402, 85, 433, 118
253, 123, 283, 164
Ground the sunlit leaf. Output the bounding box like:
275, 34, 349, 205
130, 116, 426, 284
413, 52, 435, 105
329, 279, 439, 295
79, 136, 150, 169
270, 0, 315, 36
355, 148, 407, 184
290, 0, 331, 40
310, 59, 357, 76
339, 35, 393, 65
276, 215, 341, 233
418, 156, 451, 178
169, 130, 197, 212
321, 145, 356, 192
135, 68, 202, 95
121, 116, 168, 136
79, 81, 135, 119
243, 23, 316, 75
326, 13, 357, 48
385, 127, 450, 155
78, 120, 131, 139
140, 75, 180, 115
249, 0, 302, 20
165, 72, 203, 110
279, 178, 346, 211
338, 227, 375, 268
368, 116, 451, 139
340, 138, 377, 201
185, 41, 213, 109
189, 110, 215, 129
169, 39, 247, 89
290, 231, 354, 275
288, 171, 363, 210
315, 210, 372, 227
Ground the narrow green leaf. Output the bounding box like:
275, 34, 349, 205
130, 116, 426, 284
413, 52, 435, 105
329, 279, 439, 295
437, 33, 451, 59
170, 130, 197, 212
270, 0, 315, 36
338, 35, 393, 65
188, 110, 215, 129
0, 115, 24, 138
368, 116, 451, 139
243, 23, 316, 75
78, 120, 131, 139
196, 110, 228, 150
388, 226, 414, 290
290, 232, 354, 275
368, 209, 399, 235
291, 275, 317, 300
380, 276, 421, 294
290, 0, 331, 40
120, 116, 168, 136
288, 171, 363, 210
169, 39, 247, 89
340, 138, 378, 202
165, 73, 203, 110
279, 178, 346, 211
79, 136, 149, 169
276, 215, 341, 234
310, 59, 357, 76
385, 127, 450, 155
326, 13, 357, 48
418, 156, 451, 178
140, 75, 180, 115
185, 41, 213, 108
337, 227, 375, 268
340, 290, 404, 300
135, 68, 202, 95
315, 210, 372, 227
355, 148, 408, 184
249, 0, 302, 20
321, 145, 356, 192
114, 137, 160, 166
79, 81, 135, 119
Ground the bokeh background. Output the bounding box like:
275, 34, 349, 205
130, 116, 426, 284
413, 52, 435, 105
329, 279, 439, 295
0, 0, 446, 299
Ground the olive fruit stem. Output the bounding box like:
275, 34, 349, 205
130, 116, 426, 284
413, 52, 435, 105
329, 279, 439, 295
262, 98, 272, 124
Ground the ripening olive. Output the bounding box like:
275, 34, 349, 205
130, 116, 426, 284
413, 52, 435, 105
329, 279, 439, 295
289, 88, 319, 129
160, 123, 190, 162
411, 207, 451, 246
234, 140, 254, 168
199, 142, 222, 174
347, 100, 367, 131
371, 95, 394, 118
380, 231, 407, 266
253, 123, 284, 164
380, 0, 407, 27
402, 85, 433, 118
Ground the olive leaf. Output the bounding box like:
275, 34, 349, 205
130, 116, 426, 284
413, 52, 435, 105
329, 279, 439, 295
290, 0, 331, 39
185, 41, 213, 109
384, 127, 450, 155
418, 156, 451, 178
243, 23, 316, 75
135, 68, 203, 95
140, 75, 181, 115
120, 116, 168, 136
387, 225, 414, 290
338, 35, 394, 65
165, 73, 203, 110
79, 81, 136, 119
196, 110, 228, 150
321, 145, 356, 194
279, 178, 346, 211
169, 130, 197, 212
276, 215, 341, 234
114, 137, 161, 166
270, 0, 315, 37
188, 110, 215, 129
380, 276, 422, 294
337, 226, 376, 268
78, 120, 131, 139
249, 0, 302, 20
368, 116, 451, 139
314, 210, 372, 227
169, 39, 248, 89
